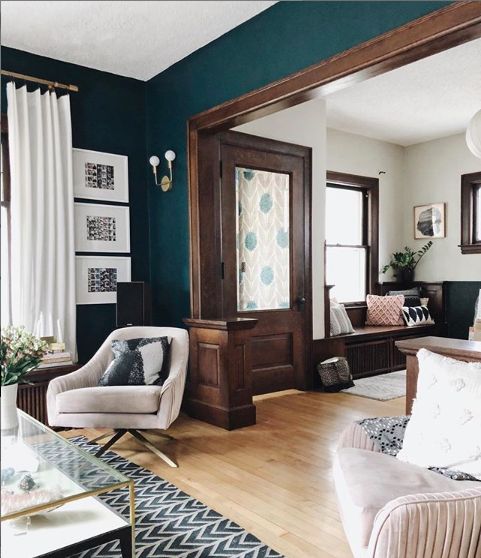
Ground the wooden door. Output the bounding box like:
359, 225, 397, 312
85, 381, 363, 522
220, 131, 311, 395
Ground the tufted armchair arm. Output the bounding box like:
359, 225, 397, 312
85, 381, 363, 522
47, 334, 114, 424
368, 487, 481, 558
337, 422, 381, 453
156, 329, 189, 428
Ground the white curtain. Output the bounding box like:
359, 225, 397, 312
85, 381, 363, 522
7, 83, 76, 360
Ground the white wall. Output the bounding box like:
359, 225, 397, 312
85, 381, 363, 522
235, 98, 327, 339
326, 128, 405, 280
236, 106, 480, 338
403, 133, 481, 281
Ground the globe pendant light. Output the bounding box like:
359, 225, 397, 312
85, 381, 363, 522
466, 109, 481, 159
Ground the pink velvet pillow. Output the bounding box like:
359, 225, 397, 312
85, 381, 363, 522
365, 294, 405, 326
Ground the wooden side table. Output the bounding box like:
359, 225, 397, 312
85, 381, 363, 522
183, 317, 257, 430
18, 364, 79, 425
395, 336, 481, 414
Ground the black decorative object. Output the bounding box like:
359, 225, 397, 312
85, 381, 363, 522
317, 357, 354, 392
18, 473, 36, 492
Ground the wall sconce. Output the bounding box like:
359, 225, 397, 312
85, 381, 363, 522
149, 150, 176, 192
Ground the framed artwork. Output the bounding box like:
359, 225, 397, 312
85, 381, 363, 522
74, 202, 130, 253
76, 256, 131, 304
73, 148, 129, 202
414, 202, 446, 239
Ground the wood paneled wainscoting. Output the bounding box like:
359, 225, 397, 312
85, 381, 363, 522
183, 318, 258, 430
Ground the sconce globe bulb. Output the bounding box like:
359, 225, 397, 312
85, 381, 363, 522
149, 155, 160, 167
165, 150, 176, 162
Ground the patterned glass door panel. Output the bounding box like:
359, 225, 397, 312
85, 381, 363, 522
235, 167, 290, 312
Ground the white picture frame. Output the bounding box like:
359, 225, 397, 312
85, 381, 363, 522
73, 148, 129, 202
414, 202, 446, 239
74, 203, 130, 253
76, 256, 131, 305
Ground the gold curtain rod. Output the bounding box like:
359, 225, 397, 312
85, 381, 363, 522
1, 70, 79, 93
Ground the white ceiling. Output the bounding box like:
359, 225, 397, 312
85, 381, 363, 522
326, 38, 481, 146
1, 1, 276, 81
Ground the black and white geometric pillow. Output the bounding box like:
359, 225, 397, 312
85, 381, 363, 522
98, 336, 171, 386
402, 305, 434, 327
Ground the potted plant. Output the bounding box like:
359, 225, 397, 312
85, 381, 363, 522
1, 326, 46, 431
381, 241, 433, 283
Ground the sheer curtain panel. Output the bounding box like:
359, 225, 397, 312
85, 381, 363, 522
7, 83, 76, 360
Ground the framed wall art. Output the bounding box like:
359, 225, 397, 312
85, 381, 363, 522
76, 256, 131, 304
73, 148, 129, 202
74, 202, 130, 253
414, 202, 446, 239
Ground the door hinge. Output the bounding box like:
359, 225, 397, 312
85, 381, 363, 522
221, 261, 225, 279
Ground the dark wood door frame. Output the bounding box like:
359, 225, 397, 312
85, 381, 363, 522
188, 2, 481, 321
219, 131, 312, 393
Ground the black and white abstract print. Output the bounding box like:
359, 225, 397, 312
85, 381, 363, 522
88, 267, 118, 293
86, 216, 117, 242
85, 162, 115, 190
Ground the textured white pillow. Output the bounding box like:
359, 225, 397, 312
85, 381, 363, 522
397, 348, 481, 479
330, 301, 354, 336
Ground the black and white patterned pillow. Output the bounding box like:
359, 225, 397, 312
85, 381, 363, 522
402, 305, 434, 327
98, 337, 171, 386
387, 288, 421, 307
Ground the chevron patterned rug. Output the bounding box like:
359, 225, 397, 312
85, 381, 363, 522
65, 437, 283, 558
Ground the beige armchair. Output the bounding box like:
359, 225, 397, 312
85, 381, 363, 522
334, 422, 481, 558
47, 327, 189, 467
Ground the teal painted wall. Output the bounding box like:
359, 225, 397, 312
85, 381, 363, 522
3, 1, 460, 356
446, 282, 481, 340
1, 47, 149, 362
145, 0, 448, 326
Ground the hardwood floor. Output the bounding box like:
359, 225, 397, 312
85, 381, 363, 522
68, 391, 404, 558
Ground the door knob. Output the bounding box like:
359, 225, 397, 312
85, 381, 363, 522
296, 296, 306, 305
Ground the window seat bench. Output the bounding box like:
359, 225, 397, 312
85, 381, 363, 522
313, 282, 446, 383
336, 323, 438, 379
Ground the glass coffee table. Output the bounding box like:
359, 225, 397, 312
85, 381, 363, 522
1, 410, 134, 558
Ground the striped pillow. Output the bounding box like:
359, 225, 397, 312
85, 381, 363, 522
330, 303, 354, 336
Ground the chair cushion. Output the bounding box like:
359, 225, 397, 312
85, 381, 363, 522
56, 386, 162, 414
333, 447, 472, 552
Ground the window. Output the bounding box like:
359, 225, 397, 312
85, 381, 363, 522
460, 171, 481, 254
1, 115, 11, 326
325, 171, 378, 304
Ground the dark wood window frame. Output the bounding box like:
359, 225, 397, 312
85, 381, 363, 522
325, 171, 379, 306
460, 171, 481, 254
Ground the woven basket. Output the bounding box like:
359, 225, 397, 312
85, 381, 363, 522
317, 357, 354, 392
